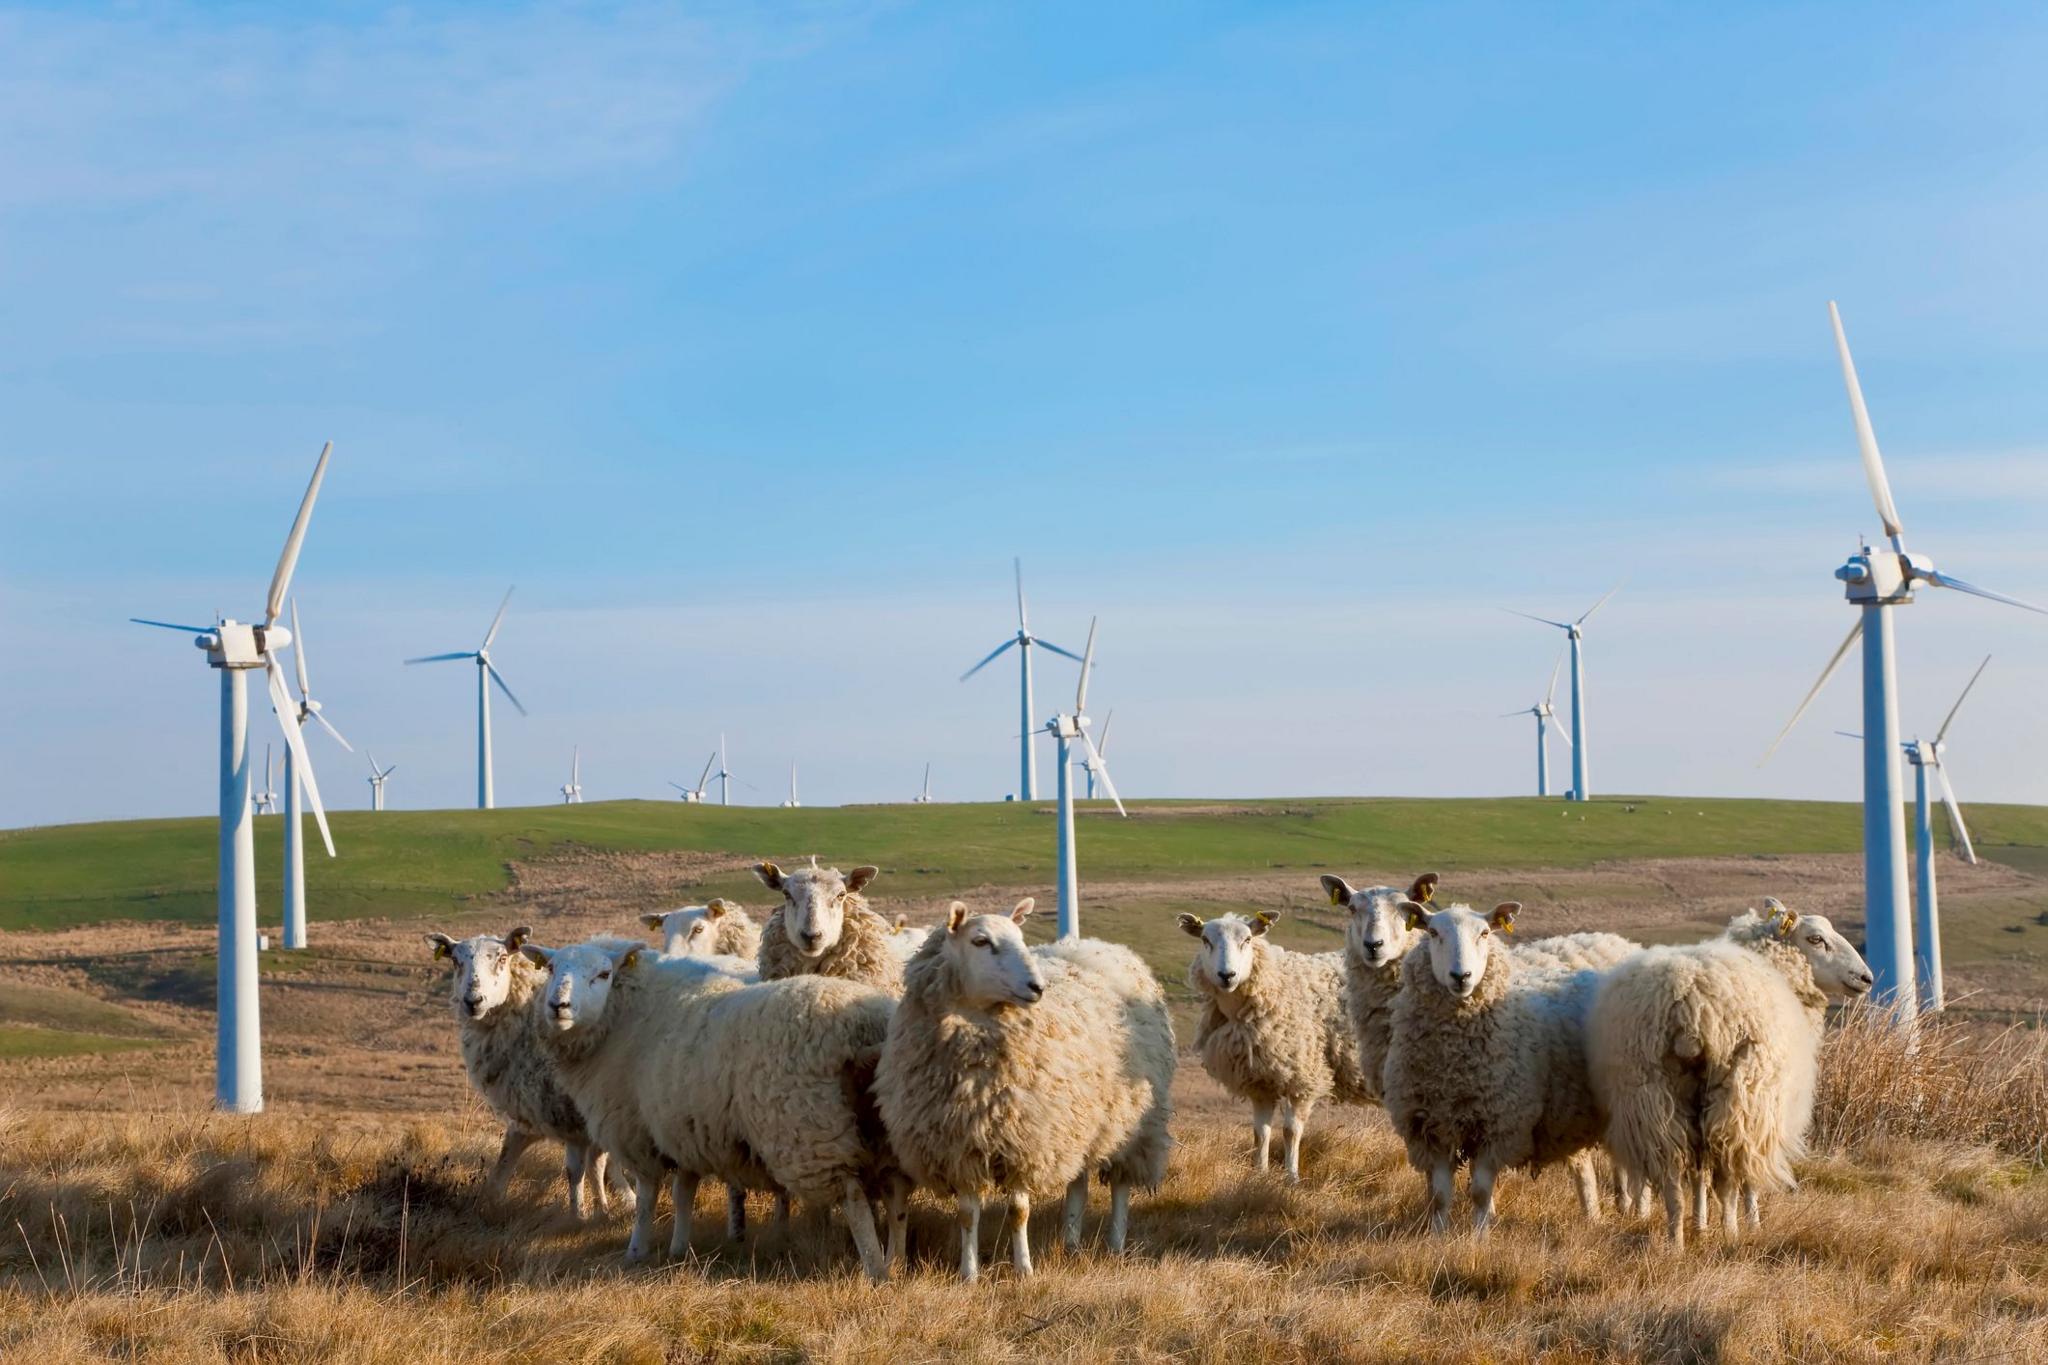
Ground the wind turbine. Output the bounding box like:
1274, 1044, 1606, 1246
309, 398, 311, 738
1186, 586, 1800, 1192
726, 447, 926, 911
131, 440, 336, 1114
254, 746, 279, 815
280, 598, 351, 950
1506, 584, 1621, 801
404, 587, 527, 810
913, 762, 932, 804
1763, 302, 2048, 1021
1038, 618, 1126, 939
670, 751, 716, 803
711, 733, 736, 806
560, 747, 583, 804
1501, 646, 1572, 797
1834, 655, 1991, 1014
1078, 710, 1115, 800
781, 761, 801, 808
961, 558, 1083, 801
366, 751, 396, 811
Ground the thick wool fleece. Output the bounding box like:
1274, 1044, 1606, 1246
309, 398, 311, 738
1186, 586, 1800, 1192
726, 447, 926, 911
708, 908, 763, 960
877, 936, 1175, 1199
1192, 939, 1372, 1115
1587, 914, 1828, 1199
459, 958, 589, 1147
1381, 949, 1606, 1179
758, 902, 904, 992
1343, 927, 1422, 1103
1516, 931, 1638, 973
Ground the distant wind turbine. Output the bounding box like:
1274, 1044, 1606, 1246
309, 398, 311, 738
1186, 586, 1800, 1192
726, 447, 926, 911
1037, 619, 1126, 938
1502, 646, 1572, 797
403, 587, 527, 810
961, 558, 1083, 801
1505, 583, 1622, 802
913, 762, 932, 804
781, 761, 801, 808
560, 746, 583, 804
254, 746, 279, 816
670, 750, 716, 803
366, 751, 396, 811
280, 598, 351, 950
1078, 710, 1115, 800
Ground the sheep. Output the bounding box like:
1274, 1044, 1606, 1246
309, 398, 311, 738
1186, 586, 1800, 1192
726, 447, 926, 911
753, 860, 904, 991
877, 899, 1175, 1282
523, 936, 906, 1280
884, 913, 925, 965
1587, 898, 1874, 1245
1379, 899, 1611, 1233
423, 925, 623, 1219
1178, 909, 1371, 1180
640, 898, 761, 962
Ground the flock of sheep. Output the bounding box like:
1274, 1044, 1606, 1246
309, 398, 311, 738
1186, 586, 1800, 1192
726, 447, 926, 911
423, 862, 1876, 1282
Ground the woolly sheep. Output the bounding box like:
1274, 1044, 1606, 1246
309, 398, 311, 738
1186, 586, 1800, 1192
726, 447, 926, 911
1321, 872, 1438, 1100
1587, 898, 1873, 1245
524, 936, 906, 1280
1379, 899, 1611, 1233
876, 899, 1175, 1282
641, 898, 762, 962
753, 860, 905, 991
1178, 909, 1371, 1179
423, 925, 623, 1219
884, 913, 925, 965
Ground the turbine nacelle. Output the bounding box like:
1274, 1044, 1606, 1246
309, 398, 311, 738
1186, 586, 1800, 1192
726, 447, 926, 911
1045, 713, 1086, 740
1836, 546, 1921, 603
197, 620, 282, 668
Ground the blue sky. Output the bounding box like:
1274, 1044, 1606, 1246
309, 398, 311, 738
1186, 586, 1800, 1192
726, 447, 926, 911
6, 1, 2048, 825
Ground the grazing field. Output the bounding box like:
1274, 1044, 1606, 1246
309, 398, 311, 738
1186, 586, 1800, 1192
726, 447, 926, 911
3, 796, 2047, 1361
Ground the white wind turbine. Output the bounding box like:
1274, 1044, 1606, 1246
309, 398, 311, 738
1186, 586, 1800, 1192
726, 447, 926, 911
781, 761, 801, 808
961, 558, 1084, 801
280, 598, 351, 950
404, 587, 527, 810
560, 747, 583, 804
670, 750, 716, 803
366, 751, 397, 811
1078, 710, 1115, 800
254, 746, 279, 815
709, 733, 739, 806
1505, 584, 1621, 802
1037, 618, 1126, 939
1501, 646, 1572, 797
1763, 303, 2048, 1020
913, 762, 932, 804
131, 440, 337, 1114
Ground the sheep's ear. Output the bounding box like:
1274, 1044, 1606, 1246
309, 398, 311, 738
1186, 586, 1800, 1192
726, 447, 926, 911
753, 862, 785, 891
503, 925, 532, 951
1489, 902, 1520, 934
1319, 874, 1353, 907
1251, 911, 1278, 937
1010, 897, 1036, 925
1409, 873, 1440, 903
1399, 901, 1430, 932
639, 911, 665, 931
946, 902, 969, 933
425, 932, 455, 960
1176, 913, 1204, 937
706, 899, 735, 918
1766, 899, 1799, 938
893, 913, 909, 931
845, 865, 879, 894
518, 944, 553, 968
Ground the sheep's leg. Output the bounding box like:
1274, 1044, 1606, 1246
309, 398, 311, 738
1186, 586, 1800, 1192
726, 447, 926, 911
1721, 1186, 1741, 1240
1251, 1102, 1275, 1173
1107, 1183, 1132, 1254
884, 1174, 912, 1271
775, 1191, 793, 1235
725, 1185, 747, 1242
585, 1149, 610, 1215
843, 1178, 888, 1284
1469, 1157, 1498, 1236
605, 1154, 637, 1210
1742, 1184, 1762, 1228
1659, 1172, 1686, 1248
956, 1194, 982, 1283
1281, 1098, 1310, 1184
626, 1173, 661, 1263
487, 1127, 538, 1196
1008, 1191, 1034, 1276
1428, 1160, 1455, 1234
1062, 1174, 1088, 1252
563, 1143, 589, 1221
1691, 1171, 1710, 1234
1569, 1151, 1602, 1222
668, 1172, 700, 1259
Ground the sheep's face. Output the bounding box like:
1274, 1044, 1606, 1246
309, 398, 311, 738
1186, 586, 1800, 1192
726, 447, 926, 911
425, 927, 530, 1021
1178, 912, 1270, 994
756, 861, 877, 958
942, 899, 1045, 1009
1767, 902, 1874, 998
531, 941, 635, 1032
643, 902, 726, 959
1407, 901, 1518, 1000
1326, 872, 1438, 969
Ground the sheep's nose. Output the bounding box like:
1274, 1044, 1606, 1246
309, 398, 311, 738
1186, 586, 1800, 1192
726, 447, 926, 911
800, 931, 823, 948
1026, 979, 1045, 1001
1364, 940, 1383, 957
1450, 971, 1472, 987
1216, 969, 1238, 986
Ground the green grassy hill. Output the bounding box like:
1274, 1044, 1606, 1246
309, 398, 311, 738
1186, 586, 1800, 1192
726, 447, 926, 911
7, 794, 2048, 932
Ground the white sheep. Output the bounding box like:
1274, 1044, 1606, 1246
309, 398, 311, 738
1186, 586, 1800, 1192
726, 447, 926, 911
640, 898, 762, 962
1587, 898, 1874, 1245
1178, 909, 1371, 1180
524, 936, 906, 1280
1379, 899, 1611, 1233
423, 925, 624, 1219
876, 899, 1175, 1282
753, 860, 904, 991
884, 913, 924, 965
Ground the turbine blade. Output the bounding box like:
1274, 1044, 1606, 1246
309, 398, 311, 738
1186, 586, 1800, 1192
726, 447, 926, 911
1934, 654, 1993, 746
1096, 710, 1113, 756
404, 651, 475, 665
1577, 579, 1626, 626
1924, 570, 2048, 618
267, 659, 334, 856
1935, 762, 1978, 865
481, 586, 515, 650
1082, 732, 1126, 816
382, 764, 397, 778
290, 598, 310, 699
266, 441, 332, 627
1544, 643, 1567, 707
1501, 607, 1570, 630
1038, 639, 1086, 664
1015, 557, 1028, 631
487, 664, 528, 717
130, 618, 210, 633
366, 750, 381, 775
1076, 617, 1099, 712
697, 751, 717, 788
312, 710, 353, 752
959, 638, 1016, 681
1760, 617, 1864, 765
1833, 730, 1865, 741
1828, 302, 1904, 542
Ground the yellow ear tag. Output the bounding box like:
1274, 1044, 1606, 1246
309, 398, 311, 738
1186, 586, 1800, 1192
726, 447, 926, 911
1501, 921, 1514, 934
1328, 887, 1344, 906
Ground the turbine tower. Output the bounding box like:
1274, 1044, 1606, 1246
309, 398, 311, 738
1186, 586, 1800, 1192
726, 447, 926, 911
1037, 619, 1126, 939
366, 751, 396, 811
1506, 585, 1621, 801
280, 598, 351, 950
670, 751, 716, 802
1764, 303, 2048, 1021
781, 761, 801, 808
560, 747, 583, 804
712, 733, 735, 806
404, 587, 527, 809
961, 558, 1083, 801
131, 440, 337, 1114
1502, 646, 1572, 797
914, 762, 932, 804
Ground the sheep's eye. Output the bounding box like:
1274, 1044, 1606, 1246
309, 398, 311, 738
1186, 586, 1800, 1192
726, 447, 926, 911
1480, 928, 1491, 939
595, 971, 610, 982
1806, 936, 1823, 946
970, 936, 990, 948
1427, 927, 1439, 938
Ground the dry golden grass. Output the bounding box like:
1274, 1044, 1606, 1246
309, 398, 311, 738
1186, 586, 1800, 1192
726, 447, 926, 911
2, 1025, 2046, 1365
